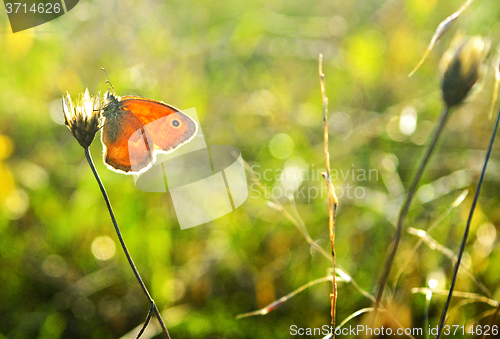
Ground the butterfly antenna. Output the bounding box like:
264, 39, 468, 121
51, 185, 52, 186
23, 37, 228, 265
101, 68, 115, 93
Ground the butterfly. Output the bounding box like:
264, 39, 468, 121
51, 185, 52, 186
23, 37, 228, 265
100, 89, 198, 175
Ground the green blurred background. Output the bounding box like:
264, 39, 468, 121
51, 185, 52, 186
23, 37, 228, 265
1, 0, 500, 338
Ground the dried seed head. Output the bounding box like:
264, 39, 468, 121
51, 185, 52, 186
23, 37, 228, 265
440, 34, 490, 108
63, 89, 102, 148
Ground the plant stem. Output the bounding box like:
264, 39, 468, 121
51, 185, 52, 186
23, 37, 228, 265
436, 106, 500, 339
244, 160, 375, 303
84, 147, 170, 339
374, 106, 451, 315
319, 54, 339, 331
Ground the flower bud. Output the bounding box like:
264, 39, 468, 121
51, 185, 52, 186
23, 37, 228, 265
440, 34, 490, 108
63, 89, 102, 148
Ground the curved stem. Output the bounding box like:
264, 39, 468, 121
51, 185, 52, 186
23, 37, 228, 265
84, 147, 170, 339
374, 106, 451, 314
136, 303, 155, 339
436, 106, 500, 339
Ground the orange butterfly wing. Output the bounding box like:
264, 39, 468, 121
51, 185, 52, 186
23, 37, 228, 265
101, 95, 198, 174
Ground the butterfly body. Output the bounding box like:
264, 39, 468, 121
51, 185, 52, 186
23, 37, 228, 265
100, 90, 198, 174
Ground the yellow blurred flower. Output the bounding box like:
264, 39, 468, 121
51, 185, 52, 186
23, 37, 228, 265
0, 134, 21, 219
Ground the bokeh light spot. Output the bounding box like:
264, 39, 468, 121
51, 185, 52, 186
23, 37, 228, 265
399, 106, 417, 136
269, 133, 294, 159
91, 236, 116, 261
42, 255, 68, 278
18, 161, 49, 190
427, 269, 446, 290
5, 189, 29, 220
428, 278, 438, 290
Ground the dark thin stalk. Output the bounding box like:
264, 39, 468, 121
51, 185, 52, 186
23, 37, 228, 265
136, 303, 155, 339
436, 106, 500, 339
374, 106, 451, 314
84, 147, 170, 339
